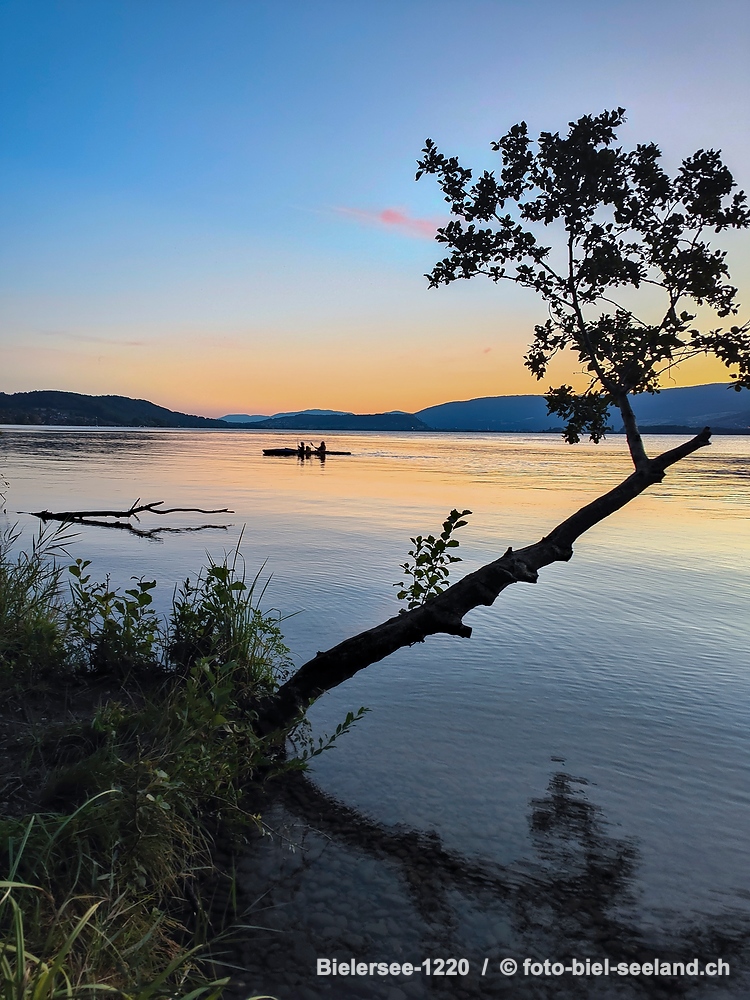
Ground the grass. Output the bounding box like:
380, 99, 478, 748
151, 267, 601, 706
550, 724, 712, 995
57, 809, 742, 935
0, 526, 71, 679
0, 525, 292, 999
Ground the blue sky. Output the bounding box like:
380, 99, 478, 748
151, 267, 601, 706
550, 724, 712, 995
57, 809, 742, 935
1, 0, 749, 415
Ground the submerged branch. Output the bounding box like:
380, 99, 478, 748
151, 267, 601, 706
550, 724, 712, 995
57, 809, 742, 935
256, 427, 711, 733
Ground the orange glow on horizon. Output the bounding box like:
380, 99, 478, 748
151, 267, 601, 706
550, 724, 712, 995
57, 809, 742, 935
4, 333, 741, 419
108, 350, 750, 419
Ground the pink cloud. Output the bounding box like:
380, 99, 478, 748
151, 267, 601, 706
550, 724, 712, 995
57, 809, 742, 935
334, 206, 443, 240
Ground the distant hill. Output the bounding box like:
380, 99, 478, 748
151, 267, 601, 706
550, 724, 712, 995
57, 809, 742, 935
251, 412, 430, 431
0, 391, 429, 431
618, 383, 750, 431
0, 391, 228, 428
220, 413, 269, 423
417, 384, 750, 433
220, 408, 352, 423
417, 394, 551, 432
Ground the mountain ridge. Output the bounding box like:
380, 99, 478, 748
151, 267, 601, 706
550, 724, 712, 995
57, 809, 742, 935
220, 409, 353, 423
1, 385, 748, 432
416, 383, 750, 433
0, 391, 226, 428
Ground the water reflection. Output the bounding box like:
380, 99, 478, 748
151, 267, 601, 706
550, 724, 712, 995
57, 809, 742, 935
0, 429, 164, 456
224, 769, 750, 999
19, 518, 233, 540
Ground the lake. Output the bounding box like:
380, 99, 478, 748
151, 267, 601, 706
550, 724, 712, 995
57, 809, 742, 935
2, 426, 749, 998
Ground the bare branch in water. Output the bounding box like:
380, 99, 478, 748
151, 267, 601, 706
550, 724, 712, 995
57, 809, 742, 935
19, 498, 234, 540
21, 499, 233, 522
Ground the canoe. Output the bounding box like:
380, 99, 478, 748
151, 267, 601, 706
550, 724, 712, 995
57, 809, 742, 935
262, 448, 352, 457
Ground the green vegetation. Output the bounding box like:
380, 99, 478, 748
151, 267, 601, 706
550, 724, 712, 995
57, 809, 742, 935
394, 508, 472, 610
0, 527, 71, 678
0, 526, 307, 999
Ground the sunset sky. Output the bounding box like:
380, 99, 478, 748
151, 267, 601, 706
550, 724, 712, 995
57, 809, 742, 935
1, 0, 749, 417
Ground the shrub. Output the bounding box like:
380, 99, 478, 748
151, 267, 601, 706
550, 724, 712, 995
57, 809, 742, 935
0, 534, 294, 999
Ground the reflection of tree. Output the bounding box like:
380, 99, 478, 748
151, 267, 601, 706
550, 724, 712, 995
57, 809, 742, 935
526, 772, 640, 927
225, 770, 750, 998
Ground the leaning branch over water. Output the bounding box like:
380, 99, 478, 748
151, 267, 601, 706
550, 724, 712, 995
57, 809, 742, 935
255, 427, 711, 733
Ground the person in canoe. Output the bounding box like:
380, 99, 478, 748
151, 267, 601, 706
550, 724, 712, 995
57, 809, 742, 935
317, 440, 326, 455
297, 441, 306, 456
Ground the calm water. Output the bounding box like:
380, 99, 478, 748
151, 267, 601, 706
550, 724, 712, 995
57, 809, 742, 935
2, 427, 749, 997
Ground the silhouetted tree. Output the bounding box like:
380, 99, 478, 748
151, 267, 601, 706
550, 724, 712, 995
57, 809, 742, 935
256, 111, 749, 733
416, 108, 750, 461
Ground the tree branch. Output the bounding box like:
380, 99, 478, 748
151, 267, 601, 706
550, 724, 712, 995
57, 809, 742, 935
255, 427, 712, 734
566, 233, 616, 394
21, 500, 233, 522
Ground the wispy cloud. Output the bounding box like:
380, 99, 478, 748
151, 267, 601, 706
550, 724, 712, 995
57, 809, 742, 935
334, 206, 444, 240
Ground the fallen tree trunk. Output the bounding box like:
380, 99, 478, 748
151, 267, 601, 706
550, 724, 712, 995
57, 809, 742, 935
255, 427, 711, 734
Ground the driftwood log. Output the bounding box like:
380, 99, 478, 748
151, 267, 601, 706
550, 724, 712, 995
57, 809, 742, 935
23, 499, 233, 521
255, 427, 711, 734
21, 499, 234, 540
